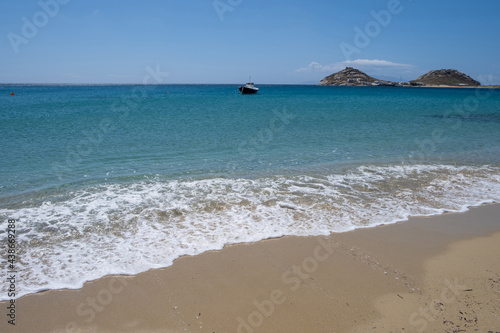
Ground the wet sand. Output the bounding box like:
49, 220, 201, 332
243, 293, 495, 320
1, 204, 499, 332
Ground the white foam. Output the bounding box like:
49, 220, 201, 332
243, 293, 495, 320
1, 164, 499, 300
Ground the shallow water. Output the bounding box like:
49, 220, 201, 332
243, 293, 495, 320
1, 84, 499, 299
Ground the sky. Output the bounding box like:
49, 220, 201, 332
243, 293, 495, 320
1, 0, 500, 84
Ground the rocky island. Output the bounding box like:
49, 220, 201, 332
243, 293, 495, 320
319, 67, 494, 88
409, 69, 480, 86
318, 67, 379, 86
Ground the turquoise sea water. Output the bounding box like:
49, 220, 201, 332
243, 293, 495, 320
1, 84, 500, 299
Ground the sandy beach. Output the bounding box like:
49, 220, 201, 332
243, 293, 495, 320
2, 204, 499, 333
3, 1, 500, 333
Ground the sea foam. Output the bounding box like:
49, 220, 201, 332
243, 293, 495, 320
1, 163, 499, 300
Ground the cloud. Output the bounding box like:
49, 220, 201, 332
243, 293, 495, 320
342, 59, 414, 69
296, 62, 335, 73
296, 59, 414, 73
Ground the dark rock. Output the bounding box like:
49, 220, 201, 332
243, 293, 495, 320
409, 69, 480, 86
318, 67, 379, 86
319, 67, 483, 88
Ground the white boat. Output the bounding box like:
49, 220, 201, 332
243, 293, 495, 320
238, 77, 259, 94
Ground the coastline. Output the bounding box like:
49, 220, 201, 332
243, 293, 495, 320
317, 84, 500, 89
405, 84, 500, 89
1, 203, 499, 332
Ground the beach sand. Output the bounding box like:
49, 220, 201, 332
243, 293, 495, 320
1, 204, 499, 332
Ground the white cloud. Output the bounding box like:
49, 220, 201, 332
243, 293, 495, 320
296, 62, 335, 73
296, 59, 414, 73
342, 59, 414, 69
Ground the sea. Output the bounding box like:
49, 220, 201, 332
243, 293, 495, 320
1, 84, 500, 300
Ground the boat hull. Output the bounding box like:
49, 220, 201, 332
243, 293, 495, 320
239, 86, 259, 94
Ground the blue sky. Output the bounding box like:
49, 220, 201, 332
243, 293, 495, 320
1, 0, 499, 84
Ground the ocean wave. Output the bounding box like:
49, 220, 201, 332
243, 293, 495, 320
1, 163, 499, 300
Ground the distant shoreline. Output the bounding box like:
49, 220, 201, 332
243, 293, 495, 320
2, 83, 500, 88
405, 84, 500, 89
317, 67, 498, 88
317, 84, 500, 89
